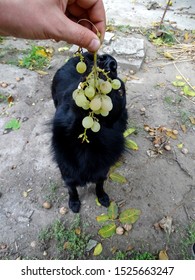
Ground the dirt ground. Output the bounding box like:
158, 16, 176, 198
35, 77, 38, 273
0, 25, 195, 260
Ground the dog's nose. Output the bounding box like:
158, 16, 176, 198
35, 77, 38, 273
98, 54, 117, 72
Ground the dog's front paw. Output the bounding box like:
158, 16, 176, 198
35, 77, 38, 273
69, 199, 81, 213
97, 193, 110, 208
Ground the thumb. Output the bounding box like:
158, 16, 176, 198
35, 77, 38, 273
58, 18, 101, 52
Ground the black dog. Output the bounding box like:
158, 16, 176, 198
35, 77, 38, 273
51, 52, 128, 213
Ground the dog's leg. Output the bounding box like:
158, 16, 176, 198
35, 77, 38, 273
96, 180, 110, 207
67, 184, 81, 213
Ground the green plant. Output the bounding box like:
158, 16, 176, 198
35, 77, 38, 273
147, 25, 176, 46
0, 36, 4, 43
132, 251, 156, 260
0, 93, 7, 103
179, 109, 191, 124
39, 216, 90, 259
113, 250, 127, 260
163, 95, 183, 106
180, 223, 195, 259
45, 181, 59, 202
97, 201, 141, 239
18, 45, 50, 70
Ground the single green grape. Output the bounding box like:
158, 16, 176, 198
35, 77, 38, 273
90, 96, 102, 111
85, 86, 95, 99
91, 121, 101, 132
111, 79, 121, 90
82, 116, 94, 129
76, 61, 87, 74
99, 80, 112, 94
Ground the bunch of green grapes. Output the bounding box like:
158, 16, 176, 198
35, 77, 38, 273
73, 51, 121, 142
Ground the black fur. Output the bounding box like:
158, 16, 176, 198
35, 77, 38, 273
51, 52, 128, 213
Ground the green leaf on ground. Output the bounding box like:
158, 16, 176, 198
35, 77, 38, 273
125, 139, 139, 150
183, 85, 195, 97
172, 81, 186, 87
108, 201, 119, 220
123, 128, 136, 138
4, 119, 20, 130
93, 243, 103, 256
119, 208, 141, 224
109, 172, 127, 184
96, 214, 110, 223
98, 223, 116, 238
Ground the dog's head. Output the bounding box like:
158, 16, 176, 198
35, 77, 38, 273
52, 52, 127, 134
80, 52, 118, 80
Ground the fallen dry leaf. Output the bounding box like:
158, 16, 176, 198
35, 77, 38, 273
189, 117, 195, 125
158, 216, 173, 235
181, 124, 187, 133
159, 250, 169, 260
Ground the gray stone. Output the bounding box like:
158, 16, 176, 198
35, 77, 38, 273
101, 37, 145, 72
104, 32, 115, 45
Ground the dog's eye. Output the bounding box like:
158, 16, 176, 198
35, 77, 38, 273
109, 61, 117, 72
118, 89, 124, 96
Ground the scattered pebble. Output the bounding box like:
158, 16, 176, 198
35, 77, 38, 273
30, 241, 36, 248
42, 201, 52, 209
164, 144, 171, 151
140, 107, 146, 115
124, 224, 133, 232
140, 107, 146, 112
59, 207, 68, 215
172, 130, 178, 135
181, 148, 188, 155
116, 226, 124, 235
16, 77, 24, 82
0, 243, 7, 250
129, 70, 135, 74
1, 82, 8, 88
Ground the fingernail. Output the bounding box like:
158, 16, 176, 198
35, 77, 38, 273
88, 38, 101, 52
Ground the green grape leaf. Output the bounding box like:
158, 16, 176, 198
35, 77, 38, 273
93, 243, 103, 256
4, 119, 20, 130
119, 208, 141, 224
96, 214, 110, 223
123, 128, 136, 138
98, 223, 116, 238
172, 80, 186, 87
109, 172, 127, 184
107, 201, 118, 220
125, 139, 139, 150
95, 197, 101, 207
183, 85, 195, 97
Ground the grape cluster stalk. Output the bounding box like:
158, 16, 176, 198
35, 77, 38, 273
73, 49, 121, 143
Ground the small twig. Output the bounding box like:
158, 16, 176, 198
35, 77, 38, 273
148, 58, 195, 67
158, 0, 172, 28
173, 62, 195, 92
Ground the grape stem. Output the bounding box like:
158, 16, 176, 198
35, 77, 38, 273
93, 51, 98, 91
78, 128, 90, 143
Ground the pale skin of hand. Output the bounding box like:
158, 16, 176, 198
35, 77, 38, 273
0, 0, 106, 52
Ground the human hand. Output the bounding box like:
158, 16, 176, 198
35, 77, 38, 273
0, 0, 106, 52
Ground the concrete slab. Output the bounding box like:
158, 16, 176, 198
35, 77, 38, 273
104, 0, 195, 30
101, 36, 145, 72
